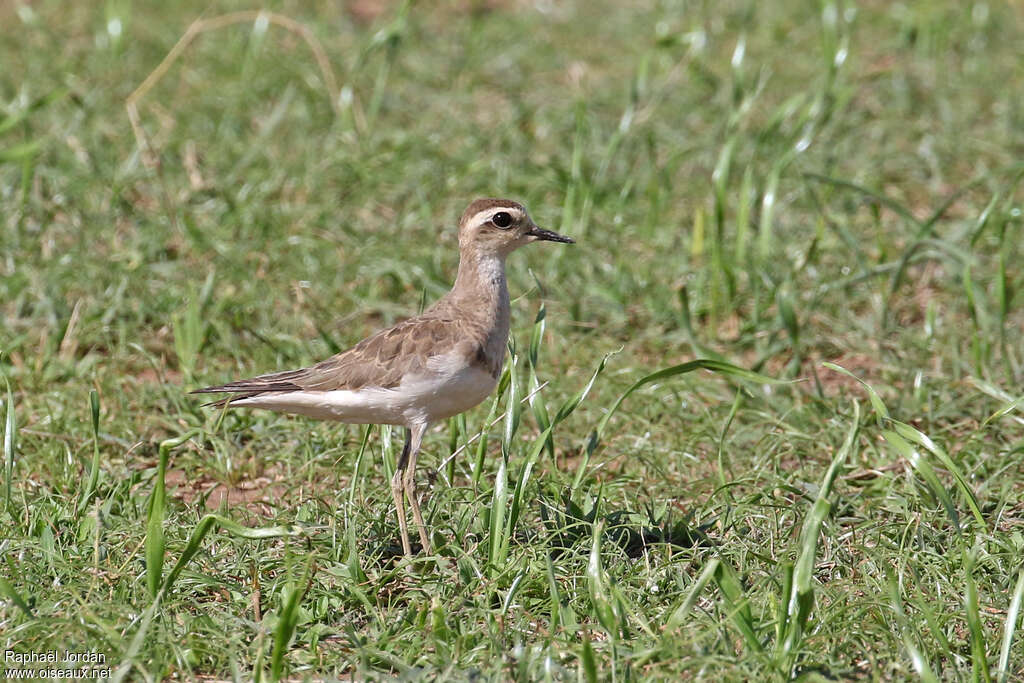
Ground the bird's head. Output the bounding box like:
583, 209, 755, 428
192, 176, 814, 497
458, 198, 573, 257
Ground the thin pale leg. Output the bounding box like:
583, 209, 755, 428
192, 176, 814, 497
401, 423, 432, 554
391, 430, 413, 556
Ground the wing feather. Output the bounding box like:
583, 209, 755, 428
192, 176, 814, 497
191, 315, 463, 403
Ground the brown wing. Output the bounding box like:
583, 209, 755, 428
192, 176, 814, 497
191, 315, 462, 403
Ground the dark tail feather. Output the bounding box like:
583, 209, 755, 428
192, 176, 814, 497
191, 381, 301, 395
191, 367, 307, 396
199, 392, 267, 409
192, 369, 305, 408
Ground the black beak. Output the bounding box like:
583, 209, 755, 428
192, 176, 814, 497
527, 225, 575, 244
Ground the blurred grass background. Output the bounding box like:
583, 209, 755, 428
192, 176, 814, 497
2, 0, 1023, 679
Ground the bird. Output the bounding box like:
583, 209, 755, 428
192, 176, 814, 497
192, 198, 574, 556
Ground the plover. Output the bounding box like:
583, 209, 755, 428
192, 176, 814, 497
192, 199, 574, 556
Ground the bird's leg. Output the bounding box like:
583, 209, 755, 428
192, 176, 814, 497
391, 428, 413, 556
402, 423, 432, 555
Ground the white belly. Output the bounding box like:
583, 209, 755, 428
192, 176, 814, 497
231, 362, 499, 426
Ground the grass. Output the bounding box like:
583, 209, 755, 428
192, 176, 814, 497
2, 0, 1024, 679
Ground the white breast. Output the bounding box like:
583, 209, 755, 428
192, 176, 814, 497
405, 349, 500, 422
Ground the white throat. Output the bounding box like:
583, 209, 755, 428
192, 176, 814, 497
453, 249, 508, 295
474, 253, 506, 288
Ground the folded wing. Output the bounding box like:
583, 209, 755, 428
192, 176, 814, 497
191, 315, 460, 407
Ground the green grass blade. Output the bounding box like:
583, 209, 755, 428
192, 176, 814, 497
509, 424, 553, 534
596, 359, 786, 438
776, 284, 800, 365
758, 157, 788, 261
676, 286, 728, 361
0, 140, 42, 162
801, 172, 982, 329
528, 368, 554, 459
502, 343, 521, 458
545, 553, 563, 632
526, 301, 554, 459
76, 390, 102, 518
345, 518, 368, 584
161, 514, 302, 597
501, 570, 527, 615
0, 87, 67, 135
775, 562, 794, 648
486, 454, 509, 574
982, 395, 1024, 427
270, 575, 308, 682
587, 520, 621, 639
890, 420, 985, 531
883, 180, 988, 328
887, 575, 939, 683
803, 172, 921, 227
145, 463, 168, 599
663, 558, 720, 634
172, 290, 207, 380
119, 508, 306, 681
969, 192, 1001, 248
126, 506, 293, 680
574, 359, 786, 489
146, 429, 201, 597
2, 376, 15, 513
971, 377, 1018, 403
0, 575, 33, 617
346, 424, 373, 507
821, 362, 890, 420
780, 402, 860, 666
528, 301, 546, 370
881, 428, 961, 536
554, 350, 617, 425
735, 164, 754, 264
581, 633, 598, 683
473, 374, 506, 490
997, 568, 1024, 683
964, 547, 992, 682
112, 600, 161, 683
713, 559, 764, 654
611, 579, 656, 639
716, 389, 743, 488
711, 134, 737, 306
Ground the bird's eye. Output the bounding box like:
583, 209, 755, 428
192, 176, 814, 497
491, 212, 513, 229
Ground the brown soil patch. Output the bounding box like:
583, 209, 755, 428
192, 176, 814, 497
165, 467, 290, 516
133, 365, 184, 385
345, 0, 517, 24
